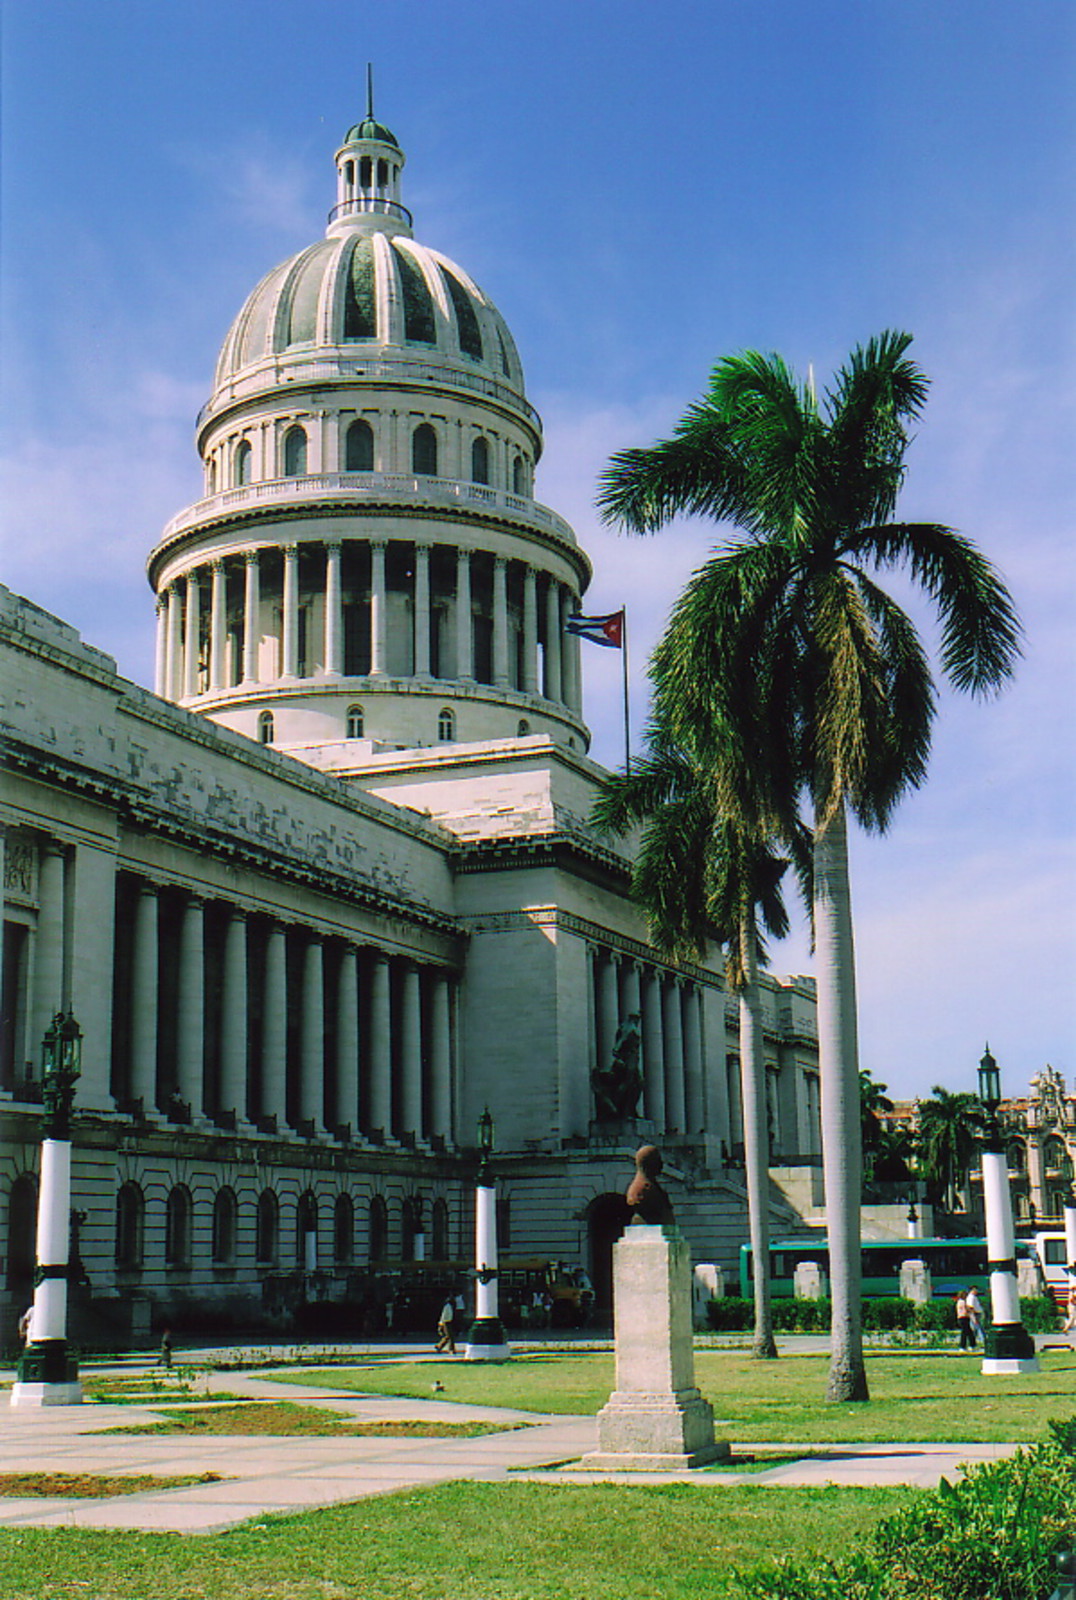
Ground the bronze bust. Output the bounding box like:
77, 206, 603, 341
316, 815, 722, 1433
625, 1144, 675, 1225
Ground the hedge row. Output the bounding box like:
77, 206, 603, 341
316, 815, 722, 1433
737, 1416, 1076, 1599
706, 1295, 1060, 1334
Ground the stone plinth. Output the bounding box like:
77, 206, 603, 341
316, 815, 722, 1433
582, 1225, 728, 1469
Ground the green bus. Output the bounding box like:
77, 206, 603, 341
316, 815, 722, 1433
739, 1236, 1040, 1300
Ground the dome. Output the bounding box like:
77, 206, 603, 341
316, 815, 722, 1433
212, 231, 525, 399
342, 114, 399, 147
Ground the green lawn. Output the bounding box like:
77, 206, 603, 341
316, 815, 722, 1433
0, 1481, 911, 1600
273, 1348, 1076, 1443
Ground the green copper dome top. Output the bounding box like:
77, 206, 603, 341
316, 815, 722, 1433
343, 114, 400, 148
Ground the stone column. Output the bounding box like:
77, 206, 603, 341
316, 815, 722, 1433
367, 952, 392, 1137
261, 923, 288, 1127
219, 909, 248, 1123
399, 963, 423, 1141
281, 545, 299, 678
300, 936, 324, 1129
429, 972, 452, 1142
413, 542, 431, 677
492, 557, 509, 687
521, 566, 538, 694
165, 584, 183, 700
66, 843, 116, 1110
30, 843, 66, 1064
209, 561, 227, 691
641, 967, 666, 1130
369, 539, 388, 674
154, 598, 167, 697
129, 882, 159, 1114
336, 944, 361, 1136
567, 602, 584, 715
183, 570, 201, 698
662, 979, 686, 1134
323, 541, 343, 676
595, 951, 619, 1084
242, 551, 261, 682
175, 895, 205, 1116
544, 577, 562, 703
682, 984, 704, 1134
455, 547, 473, 679
560, 587, 577, 712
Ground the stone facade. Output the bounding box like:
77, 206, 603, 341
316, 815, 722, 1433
0, 104, 822, 1346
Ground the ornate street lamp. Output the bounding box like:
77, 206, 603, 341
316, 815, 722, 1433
976, 1046, 1039, 1375
463, 1107, 510, 1361
11, 1011, 85, 1407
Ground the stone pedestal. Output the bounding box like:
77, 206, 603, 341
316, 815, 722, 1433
581, 1225, 727, 1469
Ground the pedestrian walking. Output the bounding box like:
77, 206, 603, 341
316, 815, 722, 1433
17, 1307, 32, 1344
158, 1328, 173, 1368
965, 1285, 984, 1345
435, 1296, 456, 1354
955, 1290, 975, 1351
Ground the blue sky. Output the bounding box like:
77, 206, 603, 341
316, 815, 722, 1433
2, 1, 1074, 1103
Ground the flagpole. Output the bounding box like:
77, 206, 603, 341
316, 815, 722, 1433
621, 606, 630, 774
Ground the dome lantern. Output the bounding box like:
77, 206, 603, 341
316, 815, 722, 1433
329, 67, 411, 239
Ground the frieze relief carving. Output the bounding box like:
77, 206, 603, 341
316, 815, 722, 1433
4, 835, 37, 905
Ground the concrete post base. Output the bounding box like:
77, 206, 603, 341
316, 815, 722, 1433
580, 1225, 728, 1470
10, 1380, 84, 1407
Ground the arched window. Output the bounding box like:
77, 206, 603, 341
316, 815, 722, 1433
165, 1185, 192, 1268
346, 704, 365, 739
471, 436, 490, 485
334, 1193, 354, 1265
297, 1190, 318, 1268
1044, 1137, 1070, 1174
258, 711, 274, 745
512, 455, 525, 495
256, 1189, 279, 1265
283, 426, 308, 477
212, 1187, 237, 1265
235, 440, 252, 486
115, 1182, 144, 1271
1006, 1140, 1026, 1174
5, 1173, 37, 1289
369, 1195, 388, 1263
345, 419, 374, 471
207, 458, 217, 494
412, 423, 438, 476
517, 719, 530, 736
431, 1197, 450, 1261
437, 708, 454, 742
401, 1197, 422, 1262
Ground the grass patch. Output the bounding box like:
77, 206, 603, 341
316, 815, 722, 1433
0, 1480, 911, 1599
99, 1401, 523, 1439
0, 1472, 223, 1499
84, 1379, 249, 1406
276, 1349, 1076, 1443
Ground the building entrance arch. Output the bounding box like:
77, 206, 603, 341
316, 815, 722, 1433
586, 1192, 631, 1323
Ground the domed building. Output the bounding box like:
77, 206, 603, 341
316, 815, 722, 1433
0, 104, 822, 1344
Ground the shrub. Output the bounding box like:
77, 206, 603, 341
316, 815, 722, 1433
737, 1417, 1076, 1599
1020, 1294, 1061, 1333
705, 1296, 753, 1331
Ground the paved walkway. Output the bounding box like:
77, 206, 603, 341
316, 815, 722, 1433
0, 1354, 1025, 1535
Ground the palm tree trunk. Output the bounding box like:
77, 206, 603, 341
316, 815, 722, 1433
739, 922, 778, 1359
814, 801, 869, 1402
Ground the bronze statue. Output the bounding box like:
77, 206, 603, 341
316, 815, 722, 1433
591, 1013, 643, 1121
625, 1144, 675, 1225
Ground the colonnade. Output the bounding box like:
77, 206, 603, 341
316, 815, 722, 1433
589, 947, 709, 1136
122, 877, 457, 1146
154, 538, 584, 716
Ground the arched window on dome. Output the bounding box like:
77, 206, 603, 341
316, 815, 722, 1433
258, 711, 274, 745
437, 708, 455, 742
512, 455, 525, 496
207, 457, 217, 495
346, 705, 364, 739
344, 159, 355, 189
471, 436, 490, 486
235, 440, 252, 487
517, 719, 530, 736
283, 426, 308, 478
345, 419, 374, 472
412, 424, 438, 476
360, 156, 372, 188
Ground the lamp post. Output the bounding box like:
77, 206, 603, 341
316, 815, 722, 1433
463, 1107, 510, 1361
977, 1046, 1039, 1375
11, 1011, 84, 1407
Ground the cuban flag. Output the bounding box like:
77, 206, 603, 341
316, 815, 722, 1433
565, 609, 624, 649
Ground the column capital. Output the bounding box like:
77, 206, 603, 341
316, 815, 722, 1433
325, 538, 342, 556
493, 554, 508, 571
370, 536, 388, 552
209, 558, 225, 575
283, 542, 299, 560
244, 548, 260, 567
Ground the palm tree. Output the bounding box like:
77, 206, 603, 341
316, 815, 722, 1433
597, 331, 1020, 1401
917, 1087, 984, 1213
592, 732, 805, 1359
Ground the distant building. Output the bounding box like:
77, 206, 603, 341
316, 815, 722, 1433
1, 105, 822, 1343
